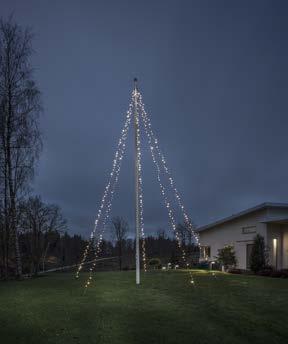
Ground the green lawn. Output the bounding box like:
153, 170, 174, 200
0, 270, 288, 344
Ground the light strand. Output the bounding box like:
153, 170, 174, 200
84, 109, 132, 289
138, 94, 187, 264
132, 90, 147, 272
76, 102, 133, 279
139, 91, 194, 285
138, 93, 200, 246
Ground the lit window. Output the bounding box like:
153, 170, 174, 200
202, 246, 211, 260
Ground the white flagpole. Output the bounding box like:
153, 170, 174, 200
134, 78, 141, 285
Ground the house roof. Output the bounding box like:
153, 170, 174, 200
197, 202, 288, 232
260, 216, 288, 224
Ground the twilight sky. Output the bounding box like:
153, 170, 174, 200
2, 1, 288, 237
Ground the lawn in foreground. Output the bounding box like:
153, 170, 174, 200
0, 270, 287, 344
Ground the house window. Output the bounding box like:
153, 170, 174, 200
242, 226, 256, 234
202, 246, 211, 260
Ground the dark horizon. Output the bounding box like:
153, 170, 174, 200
2, 1, 288, 238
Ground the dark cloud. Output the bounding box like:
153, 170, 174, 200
2, 1, 288, 237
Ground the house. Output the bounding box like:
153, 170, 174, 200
198, 202, 288, 270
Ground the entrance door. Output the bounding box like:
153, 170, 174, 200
246, 244, 254, 269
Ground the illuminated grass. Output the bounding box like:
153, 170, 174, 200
0, 270, 287, 344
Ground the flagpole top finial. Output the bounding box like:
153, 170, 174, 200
133, 78, 138, 90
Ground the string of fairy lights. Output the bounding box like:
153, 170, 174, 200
138, 93, 200, 246
77, 83, 199, 289
137, 93, 187, 261
137, 90, 196, 284
76, 101, 133, 281
83, 108, 133, 289
78, 91, 148, 289
132, 89, 147, 272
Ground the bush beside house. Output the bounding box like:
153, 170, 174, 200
216, 245, 237, 271
249, 234, 268, 273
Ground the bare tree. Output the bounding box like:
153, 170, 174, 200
184, 219, 197, 246
0, 17, 42, 278
176, 219, 197, 246
156, 229, 166, 240
176, 223, 187, 246
19, 196, 66, 276
111, 216, 128, 270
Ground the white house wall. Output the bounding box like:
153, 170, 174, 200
200, 209, 268, 269
199, 206, 288, 270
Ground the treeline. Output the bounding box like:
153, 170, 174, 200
101, 216, 200, 271
1, 224, 200, 278
18, 231, 87, 275
105, 233, 200, 270
18, 229, 199, 274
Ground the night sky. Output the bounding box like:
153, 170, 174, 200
2, 1, 288, 237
